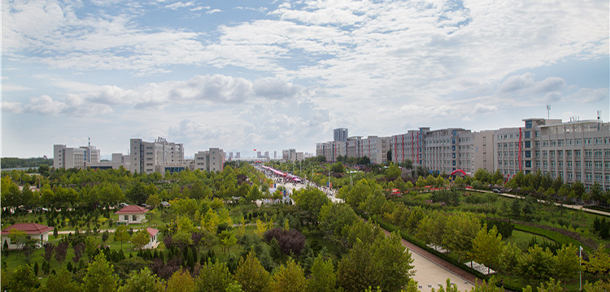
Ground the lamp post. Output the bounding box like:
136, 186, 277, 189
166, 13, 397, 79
579, 246, 582, 291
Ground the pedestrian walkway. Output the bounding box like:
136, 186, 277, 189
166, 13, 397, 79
379, 229, 477, 292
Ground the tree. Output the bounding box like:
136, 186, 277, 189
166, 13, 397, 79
318, 203, 359, 239
585, 244, 610, 278
40, 268, 82, 292
119, 267, 165, 292
145, 194, 161, 209
219, 230, 238, 254
234, 251, 271, 292
292, 187, 331, 219
82, 252, 119, 292
499, 242, 521, 285
306, 255, 337, 292
518, 245, 556, 286
8, 229, 28, 251
270, 259, 306, 292
195, 260, 233, 292
337, 239, 375, 292
131, 230, 150, 251
4, 264, 40, 292
166, 269, 196, 292
55, 242, 69, 264
554, 244, 581, 286
385, 163, 401, 181
114, 225, 130, 250
330, 162, 345, 174
126, 182, 148, 205
443, 212, 482, 262
470, 225, 504, 274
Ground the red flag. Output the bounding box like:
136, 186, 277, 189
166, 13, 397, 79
254, 149, 257, 151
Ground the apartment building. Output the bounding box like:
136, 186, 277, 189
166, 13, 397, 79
193, 148, 225, 172
390, 129, 424, 167
362, 136, 391, 164
334, 128, 348, 142
130, 137, 186, 174
316, 141, 346, 162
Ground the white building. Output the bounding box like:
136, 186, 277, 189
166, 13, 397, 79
130, 137, 186, 174
193, 148, 225, 172
53, 142, 100, 169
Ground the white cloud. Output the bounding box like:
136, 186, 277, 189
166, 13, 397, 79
2, 101, 23, 113
23, 95, 68, 115
568, 88, 609, 103
165, 1, 194, 10
473, 103, 497, 114
206, 9, 222, 14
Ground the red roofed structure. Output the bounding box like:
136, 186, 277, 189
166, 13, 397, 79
1, 223, 54, 250
115, 205, 148, 225
144, 227, 160, 249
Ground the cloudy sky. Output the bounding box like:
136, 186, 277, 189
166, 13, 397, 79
2, 0, 609, 159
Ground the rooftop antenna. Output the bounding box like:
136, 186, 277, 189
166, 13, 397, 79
597, 110, 601, 121
546, 104, 551, 119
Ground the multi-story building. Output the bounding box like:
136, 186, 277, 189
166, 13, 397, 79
316, 141, 346, 162
334, 128, 348, 142
130, 137, 185, 174
53, 142, 100, 169
346, 136, 363, 158
362, 136, 391, 164
193, 148, 225, 172
390, 129, 425, 167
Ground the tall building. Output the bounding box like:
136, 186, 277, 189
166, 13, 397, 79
362, 136, 392, 164
316, 141, 346, 162
236, 152, 241, 159
53, 142, 100, 169
193, 148, 225, 172
130, 137, 185, 174
334, 128, 348, 142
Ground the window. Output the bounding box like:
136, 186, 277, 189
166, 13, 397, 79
525, 151, 531, 158
525, 120, 533, 129
557, 140, 564, 147
124, 215, 128, 221
132, 215, 137, 221
526, 160, 532, 167
525, 141, 531, 148
524, 131, 531, 138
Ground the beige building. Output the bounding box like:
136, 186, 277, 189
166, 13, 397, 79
362, 136, 391, 164
193, 148, 225, 172
316, 141, 346, 162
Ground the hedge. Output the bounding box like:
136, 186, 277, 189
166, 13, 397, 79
513, 224, 593, 253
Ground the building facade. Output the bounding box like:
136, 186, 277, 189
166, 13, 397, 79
334, 128, 348, 142
53, 143, 101, 169
129, 137, 185, 174
193, 148, 225, 172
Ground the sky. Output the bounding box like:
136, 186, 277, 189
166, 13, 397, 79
2, 0, 609, 159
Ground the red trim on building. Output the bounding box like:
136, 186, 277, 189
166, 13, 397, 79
518, 127, 523, 172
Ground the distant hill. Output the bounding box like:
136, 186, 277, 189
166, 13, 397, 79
1, 157, 53, 169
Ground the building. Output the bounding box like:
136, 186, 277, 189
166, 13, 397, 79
193, 148, 225, 172
144, 227, 159, 249
495, 118, 610, 190
334, 128, 348, 142
362, 136, 392, 164
316, 141, 346, 162
1, 223, 54, 249
115, 205, 148, 225
129, 137, 186, 175
53, 141, 100, 169
236, 152, 241, 159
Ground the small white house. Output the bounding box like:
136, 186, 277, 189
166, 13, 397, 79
144, 227, 159, 249
1, 223, 54, 250
115, 205, 148, 225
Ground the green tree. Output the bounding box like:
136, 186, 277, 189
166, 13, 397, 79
114, 225, 130, 250
195, 260, 233, 292
470, 225, 504, 274
518, 245, 556, 286
220, 230, 238, 254
234, 251, 271, 292
130, 230, 150, 251
4, 264, 40, 292
385, 163, 401, 181
306, 255, 337, 292
318, 203, 359, 238
145, 194, 161, 209
40, 268, 82, 292
522, 278, 563, 292
270, 259, 306, 292
499, 242, 521, 285
166, 269, 196, 292
443, 212, 481, 262
585, 244, 610, 278
554, 244, 581, 287
82, 253, 119, 292
119, 268, 165, 292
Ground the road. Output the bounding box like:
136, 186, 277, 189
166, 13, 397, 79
263, 168, 477, 291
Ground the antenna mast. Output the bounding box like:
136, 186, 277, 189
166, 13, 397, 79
546, 104, 551, 119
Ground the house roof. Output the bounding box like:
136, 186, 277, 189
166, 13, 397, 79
146, 227, 159, 237
1, 223, 54, 235
114, 205, 148, 214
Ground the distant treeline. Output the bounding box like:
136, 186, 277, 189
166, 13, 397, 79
1, 157, 53, 169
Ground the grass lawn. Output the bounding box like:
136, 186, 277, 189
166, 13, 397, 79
505, 230, 556, 250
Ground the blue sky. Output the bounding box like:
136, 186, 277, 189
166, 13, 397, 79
2, 0, 609, 159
